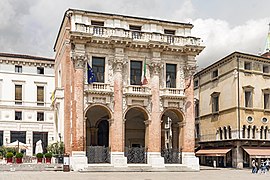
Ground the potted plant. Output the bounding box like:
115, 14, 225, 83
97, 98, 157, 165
36, 153, 43, 163
45, 152, 52, 164
6, 152, 14, 163
15, 152, 23, 164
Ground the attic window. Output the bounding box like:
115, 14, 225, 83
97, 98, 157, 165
164, 29, 175, 35
91, 21, 104, 26
244, 62, 251, 70
129, 25, 141, 31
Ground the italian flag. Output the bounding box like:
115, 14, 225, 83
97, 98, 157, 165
141, 58, 148, 85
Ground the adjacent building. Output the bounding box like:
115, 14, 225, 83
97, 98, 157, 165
0, 53, 55, 156
53, 9, 204, 170
195, 51, 270, 168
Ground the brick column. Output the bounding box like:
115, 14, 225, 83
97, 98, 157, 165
147, 60, 165, 167
110, 49, 127, 167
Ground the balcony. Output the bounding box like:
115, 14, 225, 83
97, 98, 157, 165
84, 83, 113, 95
160, 88, 185, 98
124, 85, 151, 97
74, 23, 201, 46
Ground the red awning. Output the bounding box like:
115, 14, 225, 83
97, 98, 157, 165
196, 148, 231, 157
243, 147, 270, 158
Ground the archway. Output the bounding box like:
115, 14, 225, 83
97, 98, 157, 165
124, 106, 148, 163
161, 108, 184, 164
85, 105, 111, 163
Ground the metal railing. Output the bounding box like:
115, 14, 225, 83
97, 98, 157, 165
124, 147, 147, 164
86, 146, 110, 163
161, 148, 182, 164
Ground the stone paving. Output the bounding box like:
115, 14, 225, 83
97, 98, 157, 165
0, 168, 269, 180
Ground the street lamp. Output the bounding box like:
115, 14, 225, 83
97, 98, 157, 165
58, 133, 62, 142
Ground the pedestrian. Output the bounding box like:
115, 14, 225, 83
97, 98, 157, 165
260, 160, 266, 174
255, 160, 259, 173
251, 159, 256, 174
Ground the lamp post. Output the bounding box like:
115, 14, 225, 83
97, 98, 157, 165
58, 133, 62, 142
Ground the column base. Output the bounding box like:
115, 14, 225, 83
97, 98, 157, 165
147, 152, 165, 168
111, 152, 127, 167
182, 152, 200, 171
70, 151, 88, 171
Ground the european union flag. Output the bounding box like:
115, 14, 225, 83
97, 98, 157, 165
87, 63, 96, 84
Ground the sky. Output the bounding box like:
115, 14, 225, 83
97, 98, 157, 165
0, 0, 269, 68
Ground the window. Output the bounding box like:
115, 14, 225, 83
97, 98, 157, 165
195, 124, 200, 139
224, 127, 227, 139
0, 131, 3, 146
37, 112, 44, 121
245, 90, 253, 108
195, 101, 199, 118
91, 21, 104, 35
263, 65, 269, 73
37, 86, 44, 106
219, 127, 223, 140
247, 126, 251, 139
37, 67, 44, 74
264, 93, 270, 109
228, 126, 232, 139
129, 25, 142, 39
166, 64, 176, 88
252, 126, 256, 139
242, 125, 246, 138
194, 80, 199, 87
164, 29, 175, 43
15, 85, 22, 104
212, 69, 218, 78
33, 132, 48, 154
244, 62, 251, 70
130, 61, 142, 85
211, 92, 220, 113
247, 116, 253, 123
92, 57, 105, 83
262, 117, 268, 123
15, 111, 22, 120
11, 131, 26, 144
15, 65, 22, 73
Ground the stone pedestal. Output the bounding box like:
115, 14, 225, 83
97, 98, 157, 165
70, 151, 88, 171
182, 152, 199, 171
111, 152, 127, 167
147, 152, 165, 168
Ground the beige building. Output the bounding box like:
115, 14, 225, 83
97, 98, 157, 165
53, 9, 204, 171
195, 51, 270, 168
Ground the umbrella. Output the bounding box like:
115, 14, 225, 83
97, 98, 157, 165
35, 140, 43, 154
6, 140, 28, 149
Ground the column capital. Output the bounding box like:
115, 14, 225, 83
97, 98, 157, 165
184, 65, 197, 78
144, 119, 152, 126
71, 53, 87, 69
148, 61, 163, 75
107, 119, 114, 126
112, 57, 127, 72
178, 121, 186, 128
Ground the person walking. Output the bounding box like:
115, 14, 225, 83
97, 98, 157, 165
251, 159, 256, 174
260, 160, 266, 174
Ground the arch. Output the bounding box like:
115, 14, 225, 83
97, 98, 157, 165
264, 126, 268, 139
247, 125, 251, 139
242, 125, 246, 138
123, 105, 150, 121
84, 103, 113, 119
219, 127, 223, 140
160, 108, 185, 123
228, 126, 232, 139
223, 126, 227, 139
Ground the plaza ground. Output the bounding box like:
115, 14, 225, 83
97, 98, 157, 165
0, 168, 268, 180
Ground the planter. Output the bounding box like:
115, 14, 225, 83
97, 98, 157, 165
45, 157, 51, 164
16, 158, 22, 164
37, 158, 43, 163
6, 157, 13, 163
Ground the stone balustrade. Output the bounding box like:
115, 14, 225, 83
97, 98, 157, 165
85, 83, 112, 93
160, 88, 185, 97
125, 85, 150, 95
74, 23, 201, 46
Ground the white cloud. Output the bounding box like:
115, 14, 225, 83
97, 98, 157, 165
192, 18, 270, 67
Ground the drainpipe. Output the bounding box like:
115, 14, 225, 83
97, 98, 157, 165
237, 56, 241, 139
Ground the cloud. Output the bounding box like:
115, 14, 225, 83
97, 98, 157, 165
192, 18, 270, 68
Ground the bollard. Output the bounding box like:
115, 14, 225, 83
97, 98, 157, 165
63, 154, 70, 172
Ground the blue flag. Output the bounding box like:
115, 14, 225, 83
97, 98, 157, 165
87, 63, 96, 84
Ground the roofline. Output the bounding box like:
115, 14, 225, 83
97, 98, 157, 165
195, 51, 270, 77
53, 8, 194, 51
0, 52, 54, 61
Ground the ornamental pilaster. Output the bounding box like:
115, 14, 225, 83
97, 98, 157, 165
71, 53, 87, 69
148, 61, 163, 76
112, 57, 127, 73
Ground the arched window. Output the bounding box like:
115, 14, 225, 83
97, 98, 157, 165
260, 126, 264, 139
219, 127, 223, 140
247, 126, 251, 139
242, 125, 246, 138
252, 126, 256, 139
228, 126, 232, 139
224, 127, 227, 139
264, 126, 268, 139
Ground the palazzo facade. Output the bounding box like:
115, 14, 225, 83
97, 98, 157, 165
53, 9, 204, 170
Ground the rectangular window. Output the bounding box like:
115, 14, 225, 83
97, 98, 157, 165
164, 29, 175, 43
37, 112, 44, 121
194, 80, 199, 87
212, 69, 218, 78
212, 96, 219, 113
33, 132, 48, 154
195, 102, 199, 118
37, 86, 44, 106
264, 93, 270, 109
244, 62, 251, 70
15, 85, 22, 104
245, 91, 253, 108
15, 111, 22, 120
11, 131, 26, 144
92, 57, 105, 83
15, 65, 22, 73
166, 64, 176, 88
130, 61, 142, 85
263, 65, 269, 73
37, 67, 44, 74
130, 25, 142, 39
91, 21, 104, 26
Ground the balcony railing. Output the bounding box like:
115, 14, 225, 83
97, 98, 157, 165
160, 88, 185, 97
74, 23, 201, 46
84, 83, 112, 93
124, 85, 150, 95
